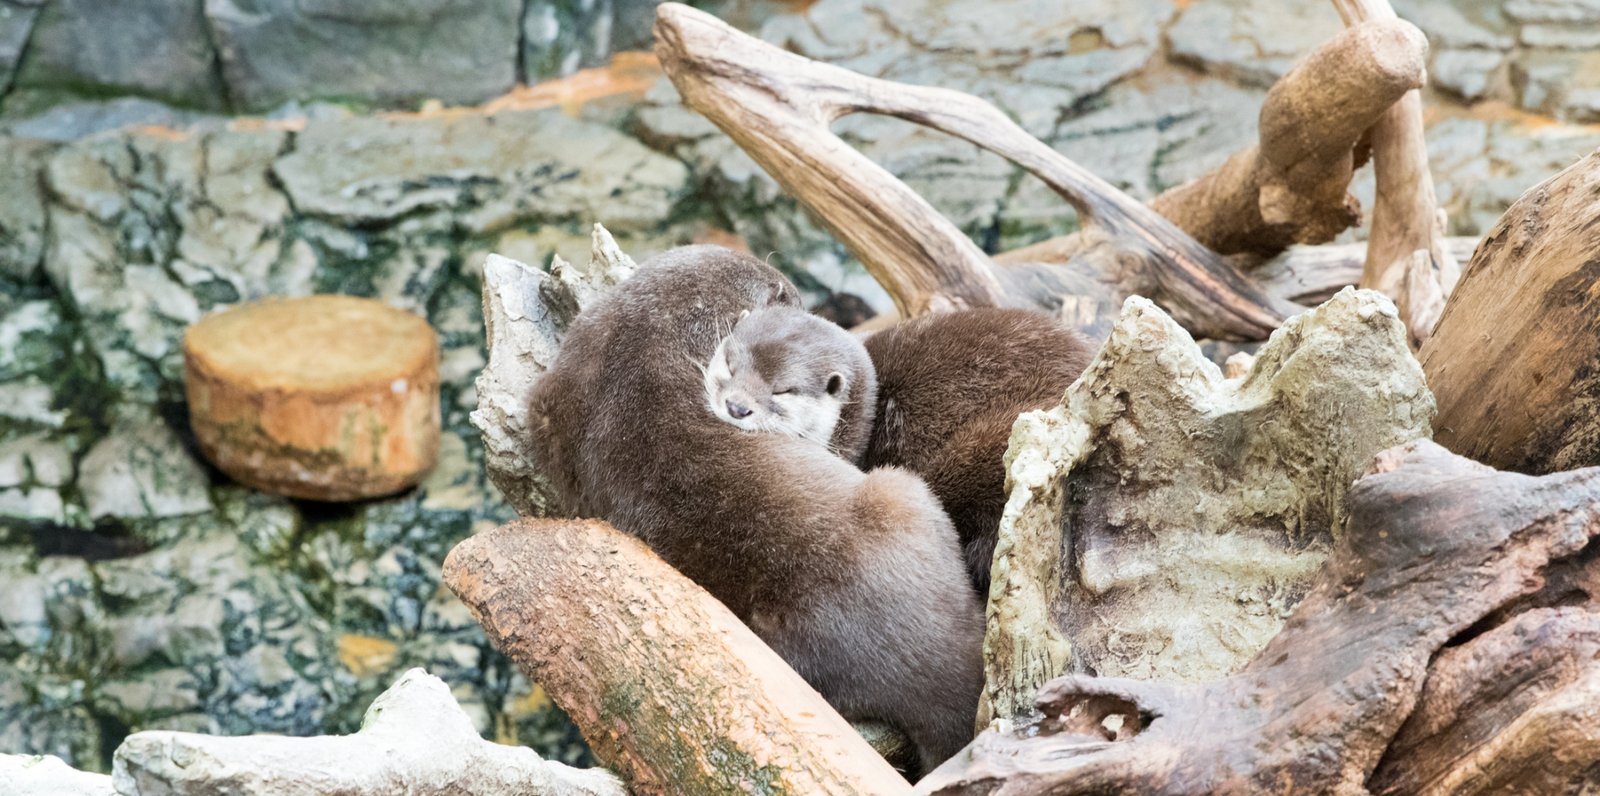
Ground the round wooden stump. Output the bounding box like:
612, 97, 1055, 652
183, 295, 441, 501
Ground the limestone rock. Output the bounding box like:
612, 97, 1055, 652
0, 753, 113, 796
0, 0, 42, 96
1167, 0, 1344, 87
982, 289, 1435, 723
10, 0, 226, 110
77, 410, 212, 521
0, 137, 50, 280
111, 668, 625, 796
205, 0, 521, 112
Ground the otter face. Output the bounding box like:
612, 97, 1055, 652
703, 312, 850, 448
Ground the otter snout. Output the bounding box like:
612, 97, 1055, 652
726, 399, 753, 419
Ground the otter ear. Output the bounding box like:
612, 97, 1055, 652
826, 373, 845, 396
737, 309, 750, 322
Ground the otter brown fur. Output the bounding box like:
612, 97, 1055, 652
529, 246, 982, 768
704, 306, 876, 459
862, 308, 1095, 594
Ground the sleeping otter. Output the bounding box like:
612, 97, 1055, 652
861, 308, 1095, 595
529, 246, 982, 769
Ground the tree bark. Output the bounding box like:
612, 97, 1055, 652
923, 440, 1600, 795
443, 518, 911, 796
1421, 148, 1600, 473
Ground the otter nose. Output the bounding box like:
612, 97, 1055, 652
726, 399, 753, 419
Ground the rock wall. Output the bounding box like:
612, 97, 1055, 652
0, 0, 1598, 775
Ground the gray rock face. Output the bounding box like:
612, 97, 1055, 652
206, 0, 522, 112
10, 0, 227, 110
0, 1, 42, 96
1167, 0, 1344, 87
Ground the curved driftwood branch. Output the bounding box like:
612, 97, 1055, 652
444, 518, 910, 796
1333, 0, 1460, 345
1148, 19, 1427, 257
1422, 148, 1600, 474
654, 2, 1299, 340
925, 440, 1600, 795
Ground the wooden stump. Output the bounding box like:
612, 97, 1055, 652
183, 294, 440, 501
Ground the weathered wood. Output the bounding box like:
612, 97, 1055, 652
923, 440, 1600, 795
113, 669, 624, 796
976, 289, 1433, 727
183, 294, 440, 501
654, 2, 1300, 341
1333, 0, 1460, 344
1421, 148, 1600, 473
443, 518, 911, 796
1148, 19, 1426, 257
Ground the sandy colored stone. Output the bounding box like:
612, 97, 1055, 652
183, 294, 440, 501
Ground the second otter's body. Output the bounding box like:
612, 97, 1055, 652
863, 308, 1095, 594
530, 247, 982, 768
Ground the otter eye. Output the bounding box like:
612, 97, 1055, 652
825, 374, 844, 396
772, 387, 793, 395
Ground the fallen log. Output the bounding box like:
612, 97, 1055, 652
1421, 147, 1600, 473
442, 518, 910, 796
923, 440, 1600, 794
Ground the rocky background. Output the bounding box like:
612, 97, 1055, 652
0, 0, 1596, 774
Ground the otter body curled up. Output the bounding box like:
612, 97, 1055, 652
863, 309, 1095, 595
530, 246, 982, 768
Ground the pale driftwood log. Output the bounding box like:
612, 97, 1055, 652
1421, 148, 1600, 474
112, 669, 624, 796
977, 289, 1434, 727
443, 519, 911, 796
0, 754, 113, 796
924, 441, 1600, 795
1249, 236, 1478, 307
654, 2, 1301, 341
1147, 19, 1426, 257
1333, 0, 1460, 345
470, 225, 635, 517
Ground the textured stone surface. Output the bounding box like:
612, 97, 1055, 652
10, 0, 227, 110
1168, 0, 1344, 87
206, 0, 522, 112
983, 290, 1435, 720
0, 753, 113, 796
0, 1, 41, 97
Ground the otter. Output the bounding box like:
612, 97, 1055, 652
529, 246, 983, 769
861, 308, 1095, 595
703, 306, 876, 459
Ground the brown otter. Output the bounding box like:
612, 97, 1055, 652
703, 306, 876, 459
861, 308, 1095, 595
529, 246, 982, 769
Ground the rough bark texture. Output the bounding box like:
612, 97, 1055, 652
182, 294, 440, 501
1421, 148, 1600, 474
1333, 0, 1460, 345
1147, 19, 1426, 257
654, 2, 1301, 342
1370, 607, 1600, 795
112, 669, 623, 796
470, 225, 635, 517
979, 288, 1434, 727
924, 440, 1600, 795
443, 519, 911, 796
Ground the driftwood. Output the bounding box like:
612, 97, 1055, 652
653, 3, 1302, 342
924, 440, 1600, 794
1333, 0, 1461, 345
443, 519, 909, 796
1146, 19, 1425, 258
978, 289, 1433, 726
111, 669, 623, 796
1422, 148, 1600, 474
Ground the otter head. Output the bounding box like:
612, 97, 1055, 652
703, 307, 873, 455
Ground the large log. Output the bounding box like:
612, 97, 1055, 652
1421, 148, 1600, 473
653, 2, 1300, 341
442, 518, 910, 796
923, 440, 1600, 794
